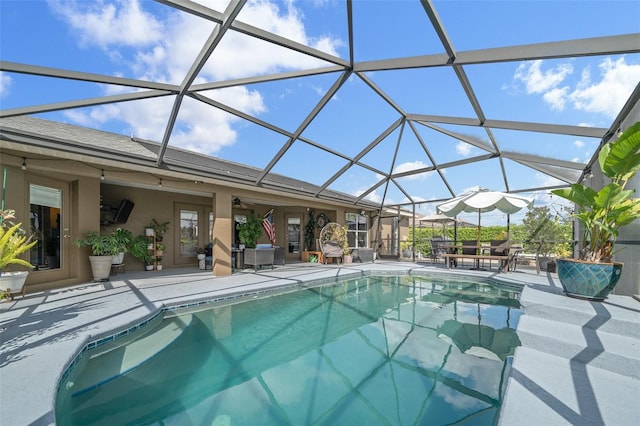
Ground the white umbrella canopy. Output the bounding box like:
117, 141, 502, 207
437, 188, 534, 246
418, 213, 458, 226
418, 213, 458, 238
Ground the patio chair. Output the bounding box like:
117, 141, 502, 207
506, 244, 523, 272
319, 239, 343, 264
243, 244, 275, 272
430, 236, 451, 264
490, 239, 509, 271
460, 240, 478, 268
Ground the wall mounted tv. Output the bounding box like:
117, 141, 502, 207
113, 199, 134, 223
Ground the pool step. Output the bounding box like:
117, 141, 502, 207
500, 346, 640, 426
518, 286, 640, 339
499, 286, 640, 426
70, 314, 193, 396
516, 315, 640, 379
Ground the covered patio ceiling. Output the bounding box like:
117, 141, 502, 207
1, 0, 639, 214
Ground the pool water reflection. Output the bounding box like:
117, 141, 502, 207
56, 274, 522, 425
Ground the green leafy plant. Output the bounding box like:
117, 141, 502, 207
552, 122, 640, 262
320, 222, 350, 256
74, 231, 121, 256
150, 218, 170, 240
112, 228, 133, 254
338, 225, 350, 256
130, 234, 156, 265
522, 206, 572, 257
0, 209, 37, 273
304, 211, 316, 251
237, 214, 263, 248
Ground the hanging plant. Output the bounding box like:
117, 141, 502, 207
304, 211, 316, 251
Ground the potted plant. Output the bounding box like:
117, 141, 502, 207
130, 234, 156, 270
111, 228, 132, 265
150, 218, 170, 242
237, 214, 263, 249
304, 211, 316, 251
551, 122, 640, 300
337, 224, 352, 264
75, 230, 120, 281
0, 209, 37, 300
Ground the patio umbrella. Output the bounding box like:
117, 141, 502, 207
418, 213, 457, 235
436, 188, 533, 246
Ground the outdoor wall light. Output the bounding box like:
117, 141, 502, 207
101, 169, 105, 180
21, 158, 26, 170
158, 178, 163, 188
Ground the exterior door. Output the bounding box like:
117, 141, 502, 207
28, 176, 71, 282
285, 214, 301, 260
174, 203, 213, 266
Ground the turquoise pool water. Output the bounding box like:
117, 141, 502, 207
56, 274, 522, 425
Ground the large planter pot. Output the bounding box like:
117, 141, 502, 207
112, 252, 125, 265
556, 258, 623, 301
89, 255, 113, 281
0, 271, 29, 300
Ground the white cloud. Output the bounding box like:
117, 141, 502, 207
513, 57, 639, 119
49, 0, 163, 48
0, 72, 11, 97
514, 60, 573, 94
568, 57, 640, 119
535, 172, 565, 188
455, 141, 473, 156
573, 140, 584, 148
543, 86, 570, 111
363, 190, 383, 204
47, 0, 342, 155
393, 161, 431, 180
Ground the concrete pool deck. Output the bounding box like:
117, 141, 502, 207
1, 261, 638, 425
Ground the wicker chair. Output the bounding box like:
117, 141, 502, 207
243, 246, 275, 272
320, 240, 343, 264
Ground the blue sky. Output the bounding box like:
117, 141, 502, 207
1, 0, 639, 226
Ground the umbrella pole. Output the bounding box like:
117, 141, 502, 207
477, 210, 481, 254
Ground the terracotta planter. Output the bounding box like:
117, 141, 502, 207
0, 271, 29, 300
556, 258, 623, 301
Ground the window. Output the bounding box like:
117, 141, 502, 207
346, 212, 368, 249
29, 184, 62, 270
180, 209, 198, 257
287, 216, 301, 254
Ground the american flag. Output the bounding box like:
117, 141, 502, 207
263, 209, 276, 245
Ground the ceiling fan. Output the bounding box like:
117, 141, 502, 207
232, 197, 248, 208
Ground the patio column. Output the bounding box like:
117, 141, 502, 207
213, 188, 233, 276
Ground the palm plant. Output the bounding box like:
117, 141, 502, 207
74, 231, 121, 256
0, 209, 36, 273
552, 122, 640, 262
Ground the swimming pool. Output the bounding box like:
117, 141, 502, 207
56, 274, 522, 425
